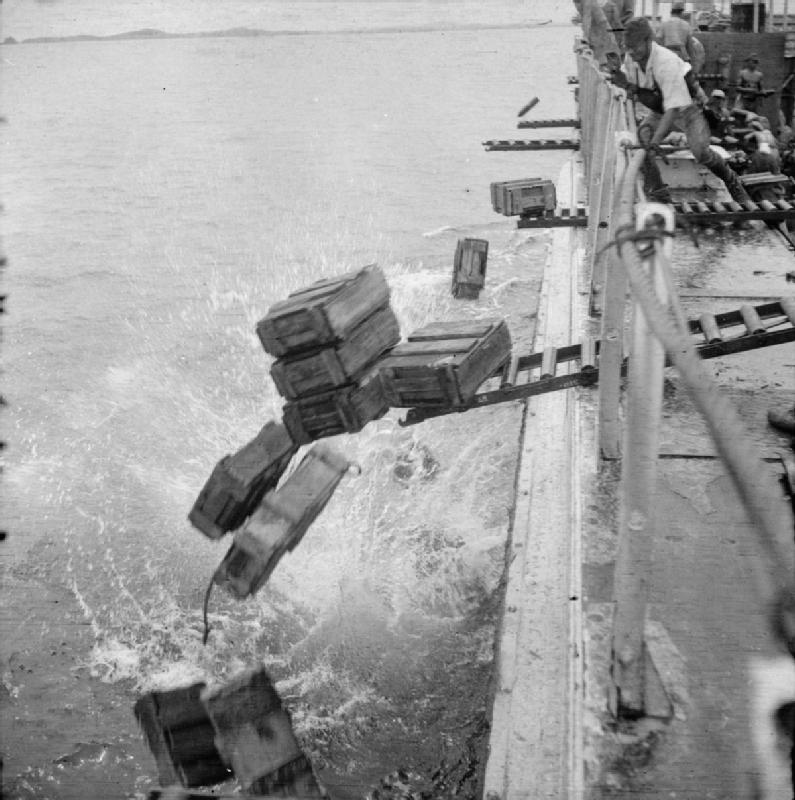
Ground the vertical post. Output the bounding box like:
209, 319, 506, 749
786, 0, 789, 31
586, 83, 611, 276
589, 85, 620, 312
597, 110, 637, 460
753, 0, 760, 32
611, 203, 674, 716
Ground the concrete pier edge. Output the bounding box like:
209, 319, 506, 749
483, 158, 588, 800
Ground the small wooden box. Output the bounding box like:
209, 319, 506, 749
270, 305, 400, 400
490, 179, 556, 216
188, 422, 298, 540
281, 369, 388, 444
451, 238, 488, 300
378, 318, 512, 407
134, 683, 231, 788
490, 177, 542, 214
202, 668, 324, 797
256, 264, 391, 357
214, 443, 351, 599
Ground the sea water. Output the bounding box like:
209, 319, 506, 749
1, 4, 576, 798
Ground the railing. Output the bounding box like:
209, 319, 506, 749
577, 46, 639, 460
573, 42, 795, 719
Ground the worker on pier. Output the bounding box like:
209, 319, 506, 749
744, 119, 781, 175
704, 89, 732, 138
610, 17, 751, 205
736, 54, 765, 114
659, 1, 697, 65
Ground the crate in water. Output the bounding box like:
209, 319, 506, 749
188, 422, 298, 540
201, 668, 325, 797
451, 238, 489, 299
270, 304, 400, 400
281, 368, 388, 444
214, 443, 352, 599
134, 683, 232, 788
256, 264, 391, 357
490, 178, 556, 216
378, 318, 512, 407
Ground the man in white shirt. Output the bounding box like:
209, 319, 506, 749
612, 17, 751, 205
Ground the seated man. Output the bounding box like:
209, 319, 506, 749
703, 89, 732, 138
744, 119, 781, 174
610, 16, 751, 205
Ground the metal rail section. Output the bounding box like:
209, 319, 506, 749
398, 299, 795, 425
574, 4, 795, 729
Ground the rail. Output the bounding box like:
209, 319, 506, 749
574, 40, 795, 721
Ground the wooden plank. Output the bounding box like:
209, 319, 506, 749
408, 319, 498, 341
385, 337, 478, 357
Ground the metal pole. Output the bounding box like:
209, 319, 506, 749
596, 147, 629, 459
611, 202, 674, 716
598, 140, 641, 459
590, 84, 620, 313
754, 0, 760, 32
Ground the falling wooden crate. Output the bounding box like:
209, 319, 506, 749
201, 667, 326, 798
188, 422, 298, 540
214, 443, 352, 599
134, 683, 232, 788
451, 238, 488, 299
270, 305, 400, 400
378, 319, 512, 407
490, 178, 556, 216
281, 369, 388, 444
256, 264, 391, 358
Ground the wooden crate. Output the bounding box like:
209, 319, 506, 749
281, 369, 388, 444
134, 683, 231, 788
188, 422, 298, 540
490, 178, 556, 216
201, 668, 325, 797
451, 238, 488, 300
270, 304, 400, 400
256, 264, 391, 357
378, 318, 511, 407
214, 443, 351, 599
490, 177, 542, 213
